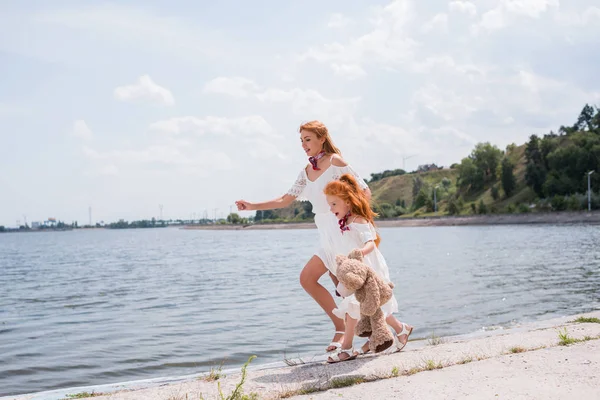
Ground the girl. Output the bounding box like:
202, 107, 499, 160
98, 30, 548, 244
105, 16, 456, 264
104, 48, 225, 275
235, 120, 371, 353
324, 173, 413, 363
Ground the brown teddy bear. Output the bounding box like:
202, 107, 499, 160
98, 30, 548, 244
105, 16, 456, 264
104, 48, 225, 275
335, 249, 395, 353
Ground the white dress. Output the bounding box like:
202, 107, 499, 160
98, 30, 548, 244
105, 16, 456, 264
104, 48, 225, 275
332, 222, 399, 321
287, 161, 369, 275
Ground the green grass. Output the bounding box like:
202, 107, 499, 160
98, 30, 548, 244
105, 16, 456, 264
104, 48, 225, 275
64, 392, 104, 399
427, 331, 446, 346
391, 366, 400, 377
558, 328, 581, 346
329, 376, 365, 389
203, 361, 225, 382
457, 356, 473, 364
424, 359, 443, 371
573, 317, 600, 324
509, 346, 526, 354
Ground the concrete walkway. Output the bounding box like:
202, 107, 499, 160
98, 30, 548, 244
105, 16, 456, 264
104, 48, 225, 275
7, 311, 600, 400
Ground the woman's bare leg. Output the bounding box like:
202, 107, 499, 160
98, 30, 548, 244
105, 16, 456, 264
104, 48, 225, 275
300, 255, 345, 351
386, 315, 413, 347
328, 315, 357, 362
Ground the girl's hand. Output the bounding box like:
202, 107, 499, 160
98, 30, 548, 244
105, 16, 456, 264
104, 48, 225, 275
235, 200, 253, 211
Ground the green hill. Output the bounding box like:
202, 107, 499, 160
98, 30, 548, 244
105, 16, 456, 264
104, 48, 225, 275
252, 103, 599, 222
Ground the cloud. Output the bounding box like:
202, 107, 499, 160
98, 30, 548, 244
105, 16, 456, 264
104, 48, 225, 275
72, 120, 93, 140
149, 115, 278, 138
449, 1, 477, 16
331, 63, 366, 79
472, 0, 559, 33
421, 13, 448, 33
328, 13, 352, 29
203, 77, 261, 98
114, 75, 175, 106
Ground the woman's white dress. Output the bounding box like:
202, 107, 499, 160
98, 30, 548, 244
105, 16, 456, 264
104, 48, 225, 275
287, 162, 368, 275
332, 222, 399, 320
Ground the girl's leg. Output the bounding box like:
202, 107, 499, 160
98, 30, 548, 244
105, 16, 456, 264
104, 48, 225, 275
386, 315, 413, 347
328, 315, 357, 362
299, 255, 345, 351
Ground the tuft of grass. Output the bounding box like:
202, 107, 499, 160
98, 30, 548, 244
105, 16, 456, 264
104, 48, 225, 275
64, 392, 104, 399
427, 331, 446, 346
406, 367, 421, 376
329, 376, 365, 389
558, 328, 581, 346
509, 346, 526, 354
203, 361, 225, 382
573, 317, 600, 324
424, 359, 443, 371
391, 366, 400, 377
217, 355, 257, 400
457, 356, 473, 365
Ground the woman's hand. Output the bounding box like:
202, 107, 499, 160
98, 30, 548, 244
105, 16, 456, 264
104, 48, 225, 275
235, 200, 254, 211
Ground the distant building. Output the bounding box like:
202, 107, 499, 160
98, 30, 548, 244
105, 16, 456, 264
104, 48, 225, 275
31, 221, 41, 229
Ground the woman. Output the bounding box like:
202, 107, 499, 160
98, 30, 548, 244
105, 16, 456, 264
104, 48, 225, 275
235, 120, 370, 353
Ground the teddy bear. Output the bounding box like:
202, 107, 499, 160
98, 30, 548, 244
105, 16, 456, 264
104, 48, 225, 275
335, 249, 396, 353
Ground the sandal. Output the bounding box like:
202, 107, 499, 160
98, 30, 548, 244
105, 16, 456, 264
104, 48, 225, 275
393, 323, 413, 352
327, 347, 357, 364
356, 340, 370, 356
326, 331, 345, 353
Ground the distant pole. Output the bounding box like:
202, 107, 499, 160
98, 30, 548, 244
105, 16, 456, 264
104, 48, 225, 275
159, 204, 163, 221
89, 206, 92, 226
588, 171, 595, 211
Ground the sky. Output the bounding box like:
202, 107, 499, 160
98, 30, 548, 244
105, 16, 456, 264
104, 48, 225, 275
1, 0, 599, 227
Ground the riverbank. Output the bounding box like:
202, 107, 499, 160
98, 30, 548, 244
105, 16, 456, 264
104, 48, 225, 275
7, 311, 600, 400
182, 210, 600, 230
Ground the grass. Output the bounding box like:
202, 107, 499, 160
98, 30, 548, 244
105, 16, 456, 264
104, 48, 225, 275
215, 355, 258, 400
424, 359, 443, 371
558, 328, 581, 346
390, 366, 400, 377
457, 356, 473, 364
427, 331, 446, 346
573, 317, 600, 324
329, 376, 365, 389
509, 346, 526, 354
64, 393, 104, 399
203, 361, 225, 382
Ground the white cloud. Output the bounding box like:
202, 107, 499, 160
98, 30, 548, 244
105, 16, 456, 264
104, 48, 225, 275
114, 75, 175, 106
472, 0, 559, 33
503, 0, 559, 18
203, 77, 261, 98
328, 13, 352, 29
421, 13, 448, 33
449, 1, 477, 16
149, 115, 278, 138
72, 120, 93, 140
330, 64, 366, 79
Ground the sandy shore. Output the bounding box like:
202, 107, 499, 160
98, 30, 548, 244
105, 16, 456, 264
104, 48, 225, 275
7, 311, 600, 400
183, 211, 600, 230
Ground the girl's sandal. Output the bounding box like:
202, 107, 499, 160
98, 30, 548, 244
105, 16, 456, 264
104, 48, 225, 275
393, 323, 414, 352
356, 340, 371, 356
327, 347, 357, 364
326, 331, 345, 353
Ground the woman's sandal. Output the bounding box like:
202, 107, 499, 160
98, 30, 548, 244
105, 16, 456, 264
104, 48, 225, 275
327, 347, 357, 364
393, 323, 414, 352
326, 331, 345, 353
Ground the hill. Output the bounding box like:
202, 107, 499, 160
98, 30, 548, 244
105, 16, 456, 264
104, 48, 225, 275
251, 103, 599, 222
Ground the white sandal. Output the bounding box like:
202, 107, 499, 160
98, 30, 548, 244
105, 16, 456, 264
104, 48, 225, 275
356, 340, 370, 356
326, 331, 345, 353
394, 323, 413, 352
327, 347, 357, 364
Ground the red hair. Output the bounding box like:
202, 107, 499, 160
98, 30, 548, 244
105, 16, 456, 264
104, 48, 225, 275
299, 120, 342, 156
324, 173, 381, 246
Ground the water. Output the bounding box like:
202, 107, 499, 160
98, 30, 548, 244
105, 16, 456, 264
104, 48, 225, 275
1, 225, 599, 396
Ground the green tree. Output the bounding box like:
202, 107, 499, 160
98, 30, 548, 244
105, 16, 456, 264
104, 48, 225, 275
457, 157, 484, 192
470, 142, 504, 182
447, 195, 463, 215
0, 226, 5, 232
477, 200, 488, 214
501, 158, 517, 198
491, 185, 499, 200
227, 213, 242, 224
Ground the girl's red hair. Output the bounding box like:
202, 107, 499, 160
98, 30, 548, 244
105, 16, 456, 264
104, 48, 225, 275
324, 173, 381, 246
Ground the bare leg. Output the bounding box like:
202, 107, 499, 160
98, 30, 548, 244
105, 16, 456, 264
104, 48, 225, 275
300, 255, 345, 351
386, 315, 413, 347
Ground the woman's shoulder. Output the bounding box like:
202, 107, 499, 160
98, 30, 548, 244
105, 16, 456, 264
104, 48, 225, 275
330, 154, 348, 167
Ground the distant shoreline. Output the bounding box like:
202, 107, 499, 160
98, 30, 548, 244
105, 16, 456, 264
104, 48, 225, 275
181, 210, 600, 230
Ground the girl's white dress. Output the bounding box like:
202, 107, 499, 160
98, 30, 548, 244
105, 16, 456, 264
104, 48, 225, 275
287, 161, 368, 275
332, 221, 399, 321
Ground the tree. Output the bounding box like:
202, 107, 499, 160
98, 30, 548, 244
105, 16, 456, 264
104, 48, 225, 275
457, 157, 484, 192
573, 104, 596, 132
447, 195, 463, 215
470, 142, 503, 181
501, 158, 517, 198
412, 176, 424, 201
227, 213, 241, 224
477, 200, 488, 214
441, 177, 451, 189
0, 226, 4, 232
